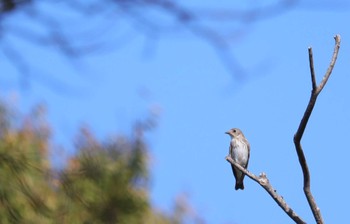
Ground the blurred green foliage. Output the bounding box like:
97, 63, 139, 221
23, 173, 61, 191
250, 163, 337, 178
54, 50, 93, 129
0, 101, 202, 224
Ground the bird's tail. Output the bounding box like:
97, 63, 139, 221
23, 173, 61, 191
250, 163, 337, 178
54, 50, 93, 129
235, 181, 244, 190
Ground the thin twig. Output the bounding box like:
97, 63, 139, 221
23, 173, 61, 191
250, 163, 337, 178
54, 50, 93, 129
225, 156, 306, 224
317, 35, 341, 93
293, 34, 341, 224
308, 48, 317, 90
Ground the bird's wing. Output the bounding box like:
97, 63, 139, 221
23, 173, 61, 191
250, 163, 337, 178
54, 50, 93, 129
244, 138, 250, 169
229, 142, 239, 179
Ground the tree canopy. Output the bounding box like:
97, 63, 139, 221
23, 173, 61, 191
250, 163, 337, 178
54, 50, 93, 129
0, 101, 200, 224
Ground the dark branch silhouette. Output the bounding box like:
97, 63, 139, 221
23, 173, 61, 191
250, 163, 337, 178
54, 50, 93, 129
0, 0, 297, 91
293, 34, 341, 224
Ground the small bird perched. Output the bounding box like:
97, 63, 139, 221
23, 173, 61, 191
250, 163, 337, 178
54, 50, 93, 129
225, 128, 250, 190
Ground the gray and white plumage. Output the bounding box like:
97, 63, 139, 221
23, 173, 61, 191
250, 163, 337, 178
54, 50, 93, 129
225, 128, 250, 190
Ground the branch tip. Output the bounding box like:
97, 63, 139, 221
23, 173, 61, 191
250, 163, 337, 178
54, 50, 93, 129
334, 34, 341, 42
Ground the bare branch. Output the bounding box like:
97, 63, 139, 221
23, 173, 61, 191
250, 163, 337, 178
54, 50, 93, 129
308, 47, 317, 90
225, 156, 306, 224
293, 34, 341, 224
317, 35, 341, 94
1, 0, 298, 91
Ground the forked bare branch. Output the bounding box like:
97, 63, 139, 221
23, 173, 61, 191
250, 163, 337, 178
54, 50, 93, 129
293, 34, 341, 224
226, 35, 341, 224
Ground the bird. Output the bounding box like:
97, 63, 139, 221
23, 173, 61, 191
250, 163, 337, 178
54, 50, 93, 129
225, 128, 250, 190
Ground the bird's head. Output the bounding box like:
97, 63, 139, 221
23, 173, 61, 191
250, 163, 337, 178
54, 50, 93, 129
225, 128, 243, 138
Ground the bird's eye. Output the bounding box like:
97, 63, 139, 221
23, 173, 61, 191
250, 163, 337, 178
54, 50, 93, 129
233, 129, 236, 132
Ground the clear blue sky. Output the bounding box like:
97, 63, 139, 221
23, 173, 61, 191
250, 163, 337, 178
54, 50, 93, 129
1, 1, 350, 223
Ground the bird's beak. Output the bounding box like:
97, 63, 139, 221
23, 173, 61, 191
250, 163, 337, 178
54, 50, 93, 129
225, 131, 230, 135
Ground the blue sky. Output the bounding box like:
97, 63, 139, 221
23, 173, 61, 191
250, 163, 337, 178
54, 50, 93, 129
1, 1, 350, 223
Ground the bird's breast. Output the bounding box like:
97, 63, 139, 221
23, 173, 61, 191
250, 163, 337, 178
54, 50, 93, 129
231, 139, 249, 165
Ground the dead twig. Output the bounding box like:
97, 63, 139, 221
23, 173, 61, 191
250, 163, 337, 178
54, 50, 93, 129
225, 156, 306, 224
293, 34, 341, 224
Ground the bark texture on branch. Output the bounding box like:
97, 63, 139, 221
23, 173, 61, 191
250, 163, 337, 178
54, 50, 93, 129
225, 157, 306, 224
